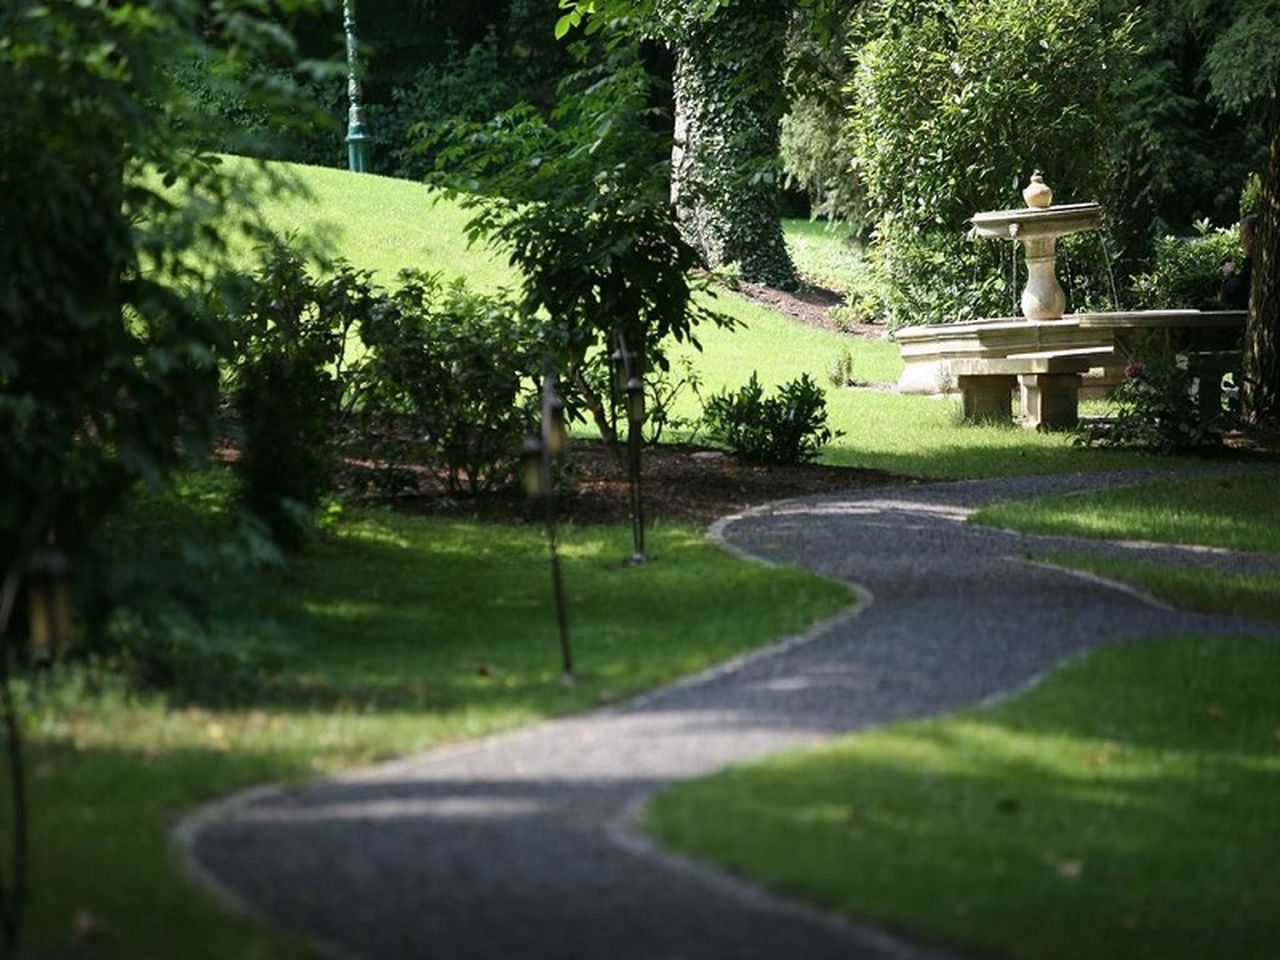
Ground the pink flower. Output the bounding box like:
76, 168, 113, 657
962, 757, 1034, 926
1125, 362, 1144, 379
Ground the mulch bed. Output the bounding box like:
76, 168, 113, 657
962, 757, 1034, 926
733, 280, 888, 340
344, 439, 904, 527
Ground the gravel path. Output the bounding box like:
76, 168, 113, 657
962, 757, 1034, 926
182, 468, 1280, 960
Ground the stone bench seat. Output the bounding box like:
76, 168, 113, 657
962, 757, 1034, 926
947, 354, 1103, 430
894, 311, 1246, 430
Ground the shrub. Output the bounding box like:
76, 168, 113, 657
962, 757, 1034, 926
1085, 344, 1236, 453
1130, 221, 1245, 310
703, 372, 841, 464
358, 272, 538, 494
226, 249, 372, 549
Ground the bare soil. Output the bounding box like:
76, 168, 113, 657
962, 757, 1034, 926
733, 280, 887, 340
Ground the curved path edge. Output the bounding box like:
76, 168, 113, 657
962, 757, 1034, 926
175, 465, 1279, 960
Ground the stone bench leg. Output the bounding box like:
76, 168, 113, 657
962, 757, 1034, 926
1019, 373, 1081, 431
958, 375, 1017, 424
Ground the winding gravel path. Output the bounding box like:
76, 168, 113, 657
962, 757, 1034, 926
182, 468, 1280, 960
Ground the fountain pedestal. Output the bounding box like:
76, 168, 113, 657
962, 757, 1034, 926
971, 200, 1101, 320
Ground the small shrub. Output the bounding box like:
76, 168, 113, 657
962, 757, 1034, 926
826, 348, 857, 387
644, 357, 705, 446
359, 272, 538, 494
1084, 343, 1236, 453
703, 372, 842, 464
1130, 221, 1244, 310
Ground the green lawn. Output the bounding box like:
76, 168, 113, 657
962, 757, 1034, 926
646, 634, 1280, 960
1047, 553, 1280, 622
972, 471, 1280, 552
781, 217, 873, 296
242, 160, 1181, 481
21, 475, 851, 958
971, 470, 1280, 624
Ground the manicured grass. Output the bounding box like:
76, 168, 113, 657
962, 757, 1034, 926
239, 159, 1187, 481
1047, 553, 1280, 622
646, 635, 1280, 960
972, 471, 1280, 552
781, 218, 873, 296
20, 476, 851, 959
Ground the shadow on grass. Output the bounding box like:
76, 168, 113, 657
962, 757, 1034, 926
648, 634, 1280, 960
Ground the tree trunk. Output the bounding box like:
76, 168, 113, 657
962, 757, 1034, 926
1243, 84, 1280, 426
669, 0, 796, 288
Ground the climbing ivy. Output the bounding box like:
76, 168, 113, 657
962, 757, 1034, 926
656, 0, 798, 288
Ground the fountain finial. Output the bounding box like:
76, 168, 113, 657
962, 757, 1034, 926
1022, 170, 1053, 209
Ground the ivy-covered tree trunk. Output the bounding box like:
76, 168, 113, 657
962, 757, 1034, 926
1243, 85, 1280, 426
668, 0, 796, 288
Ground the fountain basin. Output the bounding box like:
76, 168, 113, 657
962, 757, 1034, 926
970, 202, 1103, 240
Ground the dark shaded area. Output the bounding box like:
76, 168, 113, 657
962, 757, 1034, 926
341, 439, 904, 526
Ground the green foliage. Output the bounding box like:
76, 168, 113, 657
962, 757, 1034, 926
1104, 0, 1272, 248
847, 0, 1134, 325
385, 31, 525, 181
703, 372, 840, 463
432, 45, 734, 455
874, 225, 1013, 327
0, 1, 326, 589
1240, 173, 1263, 218
1201, 5, 1280, 114
226, 247, 371, 549
1130, 222, 1244, 310
850, 0, 1133, 233
663, 0, 798, 287
780, 96, 867, 228
826, 348, 857, 388
359, 272, 539, 494
167, 56, 342, 167
1087, 346, 1236, 453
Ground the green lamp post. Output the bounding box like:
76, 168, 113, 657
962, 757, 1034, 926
343, 0, 371, 173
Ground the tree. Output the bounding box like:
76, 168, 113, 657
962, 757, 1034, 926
432, 47, 733, 460
0, 1, 327, 946
1199, 4, 1280, 425
656, 0, 797, 287
559, 0, 846, 288
0, 0, 327, 570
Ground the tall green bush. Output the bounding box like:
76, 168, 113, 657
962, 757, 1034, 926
848, 0, 1135, 326
1130, 222, 1245, 310
225, 249, 373, 549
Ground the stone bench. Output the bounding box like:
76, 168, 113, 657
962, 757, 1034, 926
895, 310, 1246, 430
948, 349, 1118, 430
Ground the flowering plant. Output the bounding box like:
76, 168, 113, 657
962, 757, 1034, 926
1083, 342, 1236, 453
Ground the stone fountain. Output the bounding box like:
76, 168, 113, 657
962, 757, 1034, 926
969, 171, 1102, 320
895, 172, 1247, 429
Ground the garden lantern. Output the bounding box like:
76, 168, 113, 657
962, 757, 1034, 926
625, 376, 646, 425
547, 393, 567, 457
612, 332, 647, 565
25, 545, 72, 658
524, 364, 573, 681
521, 436, 547, 499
